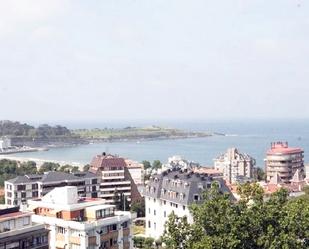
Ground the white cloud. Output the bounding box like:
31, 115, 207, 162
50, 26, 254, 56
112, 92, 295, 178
0, 0, 71, 37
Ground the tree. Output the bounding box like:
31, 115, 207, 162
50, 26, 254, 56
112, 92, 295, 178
133, 236, 145, 248
163, 212, 202, 249
256, 167, 266, 181
113, 190, 129, 211
144, 237, 154, 249
130, 199, 145, 217
154, 238, 162, 249
39, 162, 60, 173
18, 161, 37, 175
83, 164, 90, 172
152, 160, 162, 170
142, 160, 151, 170
162, 183, 309, 249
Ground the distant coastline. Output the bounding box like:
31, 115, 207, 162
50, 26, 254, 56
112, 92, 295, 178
1, 120, 217, 148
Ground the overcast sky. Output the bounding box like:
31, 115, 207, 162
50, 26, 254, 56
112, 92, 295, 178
0, 0, 308, 124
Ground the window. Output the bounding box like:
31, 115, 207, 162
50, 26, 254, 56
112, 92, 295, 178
154, 209, 156, 216
183, 206, 186, 211
164, 211, 166, 217
92, 179, 97, 184
148, 208, 151, 214
154, 222, 156, 230
17, 185, 26, 191
148, 221, 151, 228
32, 191, 38, 198
23, 217, 30, 226
111, 224, 117, 231
194, 194, 199, 201
122, 222, 128, 228
32, 184, 38, 189
57, 227, 66, 234
21, 192, 26, 198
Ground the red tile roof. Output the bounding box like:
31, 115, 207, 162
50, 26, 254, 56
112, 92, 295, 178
267, 142, 303, 155
90, 154, 127, 169
0, 211, 28, 221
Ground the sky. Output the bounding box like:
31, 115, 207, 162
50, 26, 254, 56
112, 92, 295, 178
0, 0, 309, 124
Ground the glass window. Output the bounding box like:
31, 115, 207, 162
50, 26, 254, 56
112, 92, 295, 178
23, 217, 30, 226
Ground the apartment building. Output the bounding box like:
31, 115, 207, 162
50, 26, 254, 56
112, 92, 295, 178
27, 186, 133, 249
214, 148, 256, 184
90, 153, 142, 205
0, 137, 11, 152
0, 206, 49, 249
5, 171, 100, 206
265, 142, 305, 183
124, 159, 143, 185
144, 168, 231, 239
162, 155, 200, 171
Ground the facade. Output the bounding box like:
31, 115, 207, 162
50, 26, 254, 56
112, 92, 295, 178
5, 171, 100, 206
144, 168, 231, 239
162, 155, 199, 172
0, 137, 11, 151
306, 165, 309, 180
0, 206, 49, 249
90, 153, 142, 205
265, 142, 305, 183
27, 186, 133, 249
214, 148, 256, 184
124, 159, 144, 185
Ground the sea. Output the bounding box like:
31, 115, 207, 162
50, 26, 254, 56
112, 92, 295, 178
10, 119, 309, 167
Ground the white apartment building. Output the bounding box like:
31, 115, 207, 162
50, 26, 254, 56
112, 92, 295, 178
5, 171, 100, 206
0, 137, 11, 151
306, 165, 309, 180
162, 155, 199, 172
144, 168, 230, 239
214, 148, 256, 184
27, 186, 134, 249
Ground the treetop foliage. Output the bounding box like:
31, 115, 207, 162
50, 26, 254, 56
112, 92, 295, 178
163, 182, 309, 249
0, 120, 71, 137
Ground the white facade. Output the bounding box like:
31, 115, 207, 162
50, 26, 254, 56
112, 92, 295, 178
162, 155, 199, 172
99, 169, 131, 203
306, 165, 309, 180
125, 159, 143, 185
145, 196, 192, 239
214, 148, 255, 184
5, 172, 100, 206
128, 167, 143, 185
27, 186, 134, 249
0, 137, 11, 151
